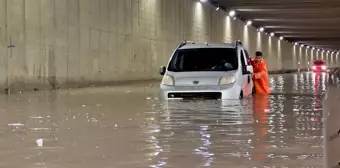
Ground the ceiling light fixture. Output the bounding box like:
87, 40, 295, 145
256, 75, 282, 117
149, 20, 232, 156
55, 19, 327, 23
246, 21, 252, 26
279, 36, 284, 40
229, 10, 236, 17
270, 33, 274, 37
259, 27, 264, 32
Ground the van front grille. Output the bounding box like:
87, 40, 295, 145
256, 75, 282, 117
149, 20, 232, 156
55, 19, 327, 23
168, 92, 222, 99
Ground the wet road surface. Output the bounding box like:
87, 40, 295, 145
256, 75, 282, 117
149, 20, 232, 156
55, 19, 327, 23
0, 72, 331, 168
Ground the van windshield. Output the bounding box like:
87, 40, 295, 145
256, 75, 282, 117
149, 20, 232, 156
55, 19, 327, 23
168, 48, 238, 72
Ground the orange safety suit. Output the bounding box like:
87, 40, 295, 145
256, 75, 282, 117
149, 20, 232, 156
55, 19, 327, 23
252, 59, 271, 94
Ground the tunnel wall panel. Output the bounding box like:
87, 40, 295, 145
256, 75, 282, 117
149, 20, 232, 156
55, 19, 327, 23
0, 0, 338, 91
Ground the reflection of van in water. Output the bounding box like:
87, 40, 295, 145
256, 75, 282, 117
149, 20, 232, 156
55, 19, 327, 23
161, 99, 254, 125
159, 41, 254, 100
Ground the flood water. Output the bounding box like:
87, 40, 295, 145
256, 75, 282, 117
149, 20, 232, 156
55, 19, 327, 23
0, 72, 331, 168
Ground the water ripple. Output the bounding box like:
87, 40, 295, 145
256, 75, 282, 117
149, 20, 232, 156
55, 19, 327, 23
143, 72, 328, 168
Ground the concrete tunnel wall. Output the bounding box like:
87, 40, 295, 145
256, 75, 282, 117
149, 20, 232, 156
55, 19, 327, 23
0, 0, 338, 92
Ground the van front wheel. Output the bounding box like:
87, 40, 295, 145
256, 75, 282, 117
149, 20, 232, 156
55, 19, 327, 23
239, 91, 244, 99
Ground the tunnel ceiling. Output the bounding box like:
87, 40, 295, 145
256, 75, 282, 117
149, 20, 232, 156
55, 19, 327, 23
211, 0, 340, 51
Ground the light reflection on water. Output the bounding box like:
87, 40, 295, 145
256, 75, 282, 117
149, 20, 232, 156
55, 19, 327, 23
144, 72, 328, 168
0, 72, 331, 168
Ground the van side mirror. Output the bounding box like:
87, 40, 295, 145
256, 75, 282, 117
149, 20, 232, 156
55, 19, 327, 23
159, 66, 166, 75
243, 65, 253, 75
246, 65, 253, 72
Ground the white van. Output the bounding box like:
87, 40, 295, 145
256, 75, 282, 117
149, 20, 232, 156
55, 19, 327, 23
159, 41, 254, 100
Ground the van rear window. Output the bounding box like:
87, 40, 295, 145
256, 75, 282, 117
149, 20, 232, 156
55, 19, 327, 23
313, 60, 325, 66
168, 48, 238, 72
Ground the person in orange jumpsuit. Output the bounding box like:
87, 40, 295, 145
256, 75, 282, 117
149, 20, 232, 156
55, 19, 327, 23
251, 51, 271, 94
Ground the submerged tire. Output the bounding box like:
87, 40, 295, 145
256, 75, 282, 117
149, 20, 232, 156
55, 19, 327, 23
239, 91, 244, 99
252, 87, 256, 94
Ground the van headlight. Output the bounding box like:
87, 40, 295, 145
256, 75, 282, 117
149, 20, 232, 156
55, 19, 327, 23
161, 75, 175, 86
219, 76, 236, 85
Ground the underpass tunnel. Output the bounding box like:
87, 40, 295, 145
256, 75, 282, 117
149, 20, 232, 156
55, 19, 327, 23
1, 0, 340, 167
0, 0, 339, 91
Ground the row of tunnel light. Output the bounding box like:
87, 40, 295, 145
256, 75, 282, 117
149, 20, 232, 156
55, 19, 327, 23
199, 0, 340, 56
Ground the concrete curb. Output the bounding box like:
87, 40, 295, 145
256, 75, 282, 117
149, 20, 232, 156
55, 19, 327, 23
268, 69, 298, 74
268, 68, 310, 74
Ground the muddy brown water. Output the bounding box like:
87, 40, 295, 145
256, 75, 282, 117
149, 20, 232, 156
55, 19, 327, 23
0, 72, 332, 168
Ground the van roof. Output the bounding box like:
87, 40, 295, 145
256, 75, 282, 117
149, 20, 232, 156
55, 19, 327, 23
179, 43, 237, 50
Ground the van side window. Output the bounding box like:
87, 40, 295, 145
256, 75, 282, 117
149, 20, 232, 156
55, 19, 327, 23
240, 50, 247, 72
244, 50, 251, 65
